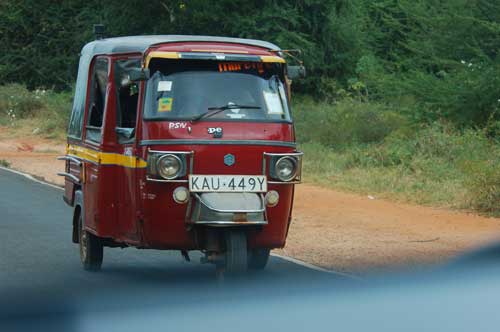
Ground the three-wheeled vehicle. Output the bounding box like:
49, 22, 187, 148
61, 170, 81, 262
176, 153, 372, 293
59, 33, 305, 275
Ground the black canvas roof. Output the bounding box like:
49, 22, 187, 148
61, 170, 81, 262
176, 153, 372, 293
81, 35, 281, 57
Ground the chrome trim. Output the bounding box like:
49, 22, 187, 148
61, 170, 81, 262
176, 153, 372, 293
189, 151, 194, 174
184, 194, 194, 226
263, 151, 303, 183
264, 152, 304, 157
66, 154, 99, 165
146, 149, 194, 182
146, 176, 188, 183
148, 149, 193, 155
57, 172, 80, 183
193, 193, 266, 213
141, 139, 296, 148
57, 155, 82, 166
187, 220, 268, 226
178, 52, 262, 63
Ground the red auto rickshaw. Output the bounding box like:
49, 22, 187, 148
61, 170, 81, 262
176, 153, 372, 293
59, 33, 305, 275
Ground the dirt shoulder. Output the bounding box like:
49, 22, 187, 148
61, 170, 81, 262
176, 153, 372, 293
2, 132, 500, 274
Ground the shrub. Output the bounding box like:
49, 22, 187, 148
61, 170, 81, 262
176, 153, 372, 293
0, 84, 45, 119
299, 118, 500, 214
0, 83, 72, 138
293, 97, 407, 148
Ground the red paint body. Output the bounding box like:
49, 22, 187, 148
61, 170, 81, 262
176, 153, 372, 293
64, 41, 299, 252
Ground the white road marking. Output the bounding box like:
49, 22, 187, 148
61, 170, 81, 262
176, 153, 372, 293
0, 166, 358, 278
271, 253, 362, 280
0, 166, 63, 191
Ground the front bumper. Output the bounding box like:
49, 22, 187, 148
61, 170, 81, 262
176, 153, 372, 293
189, 192, 267, 226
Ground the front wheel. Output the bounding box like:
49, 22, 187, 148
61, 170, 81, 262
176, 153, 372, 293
223, 230, 248, 275
79, 214, 103, 271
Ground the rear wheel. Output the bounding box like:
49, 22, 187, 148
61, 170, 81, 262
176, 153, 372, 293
79, 214, 103, 271
223, 230, 248, 275
248, 249, 270, 270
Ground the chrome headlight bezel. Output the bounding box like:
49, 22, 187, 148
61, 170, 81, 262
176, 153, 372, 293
147, 151, 187, 180
268, 153, 302, 182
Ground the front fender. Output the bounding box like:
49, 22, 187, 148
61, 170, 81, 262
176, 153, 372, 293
72, 190, 84, 243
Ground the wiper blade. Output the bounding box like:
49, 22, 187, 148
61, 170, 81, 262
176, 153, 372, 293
207, 104, 260, 111
191, 103, 261, 122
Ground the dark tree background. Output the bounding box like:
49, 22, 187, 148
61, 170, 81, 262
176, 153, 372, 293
1, 0, 499, 127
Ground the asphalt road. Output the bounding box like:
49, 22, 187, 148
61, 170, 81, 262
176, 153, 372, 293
0, 168, 347, 301
5, 168, 500, 332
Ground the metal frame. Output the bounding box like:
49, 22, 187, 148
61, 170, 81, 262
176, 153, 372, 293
57, 172, 81, 183
57, 155, 83, 184
57, 155, 83, 166
193, 193, 266, 214
188, 193, 268, 226
188, 220, 268, 226
141, 140, 296, 148
262, 151, 303, 184
146, 149, 194, 183
146, 177, 188, 183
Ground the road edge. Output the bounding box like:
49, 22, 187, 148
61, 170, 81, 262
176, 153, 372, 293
0, 166, 63, 191
0, 165, 359, 279
271, 253, 362, 280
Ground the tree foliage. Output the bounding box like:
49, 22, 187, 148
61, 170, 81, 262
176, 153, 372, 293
1, 0, 499, 127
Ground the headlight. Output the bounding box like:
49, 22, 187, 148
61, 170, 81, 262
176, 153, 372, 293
157, 154, 181, 179
275, 156, 297, 181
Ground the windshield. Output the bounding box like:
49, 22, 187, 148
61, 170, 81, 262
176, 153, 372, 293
143, 59, 291, 122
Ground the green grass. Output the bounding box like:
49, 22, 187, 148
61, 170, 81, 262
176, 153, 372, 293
294, 97, 500, 215
0, 83, 72, 140
0, 159, 11, 168
1, 84, 498, 215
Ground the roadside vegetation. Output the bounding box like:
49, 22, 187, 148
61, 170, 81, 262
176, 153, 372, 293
0, 84, 71, 140
294, 97, 500, 215
0, 84, 498, 215
0, 159, 11, 168
0, 0, 499, 215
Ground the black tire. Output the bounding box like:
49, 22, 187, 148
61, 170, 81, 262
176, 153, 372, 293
224, 230, 248, 275
79, 213, 103, 271
248, 249, 270, 270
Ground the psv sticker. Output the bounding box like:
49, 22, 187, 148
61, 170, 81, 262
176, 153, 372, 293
158, 97, 173, 112
169, 122, 187, 129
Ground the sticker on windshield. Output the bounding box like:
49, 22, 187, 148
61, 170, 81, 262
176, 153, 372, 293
226, 107, 246, 119
263, 91, 284, 114
158, 97, 173, 112
158, 81, 173, 92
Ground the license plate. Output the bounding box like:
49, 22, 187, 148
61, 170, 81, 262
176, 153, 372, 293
189, 175, 267, 193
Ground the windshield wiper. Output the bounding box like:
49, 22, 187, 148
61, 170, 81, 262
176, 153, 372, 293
190, 103, 261, 122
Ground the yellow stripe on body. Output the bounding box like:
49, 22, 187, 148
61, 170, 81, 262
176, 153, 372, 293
145, 51, 286, 67
66, 144, 147, 168
190, 49, 249, 54
145, 51, 180, 67
260, 55, 286, 63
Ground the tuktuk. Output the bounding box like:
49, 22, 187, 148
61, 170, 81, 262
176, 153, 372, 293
59, 33, 305, 275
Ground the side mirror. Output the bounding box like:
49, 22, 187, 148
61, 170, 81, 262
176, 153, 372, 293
287, 65, 306, 80
128, 68, 150, 82
115, 127, 135, 139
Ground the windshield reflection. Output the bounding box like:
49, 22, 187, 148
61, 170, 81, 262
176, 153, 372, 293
143, 61, 291, 122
